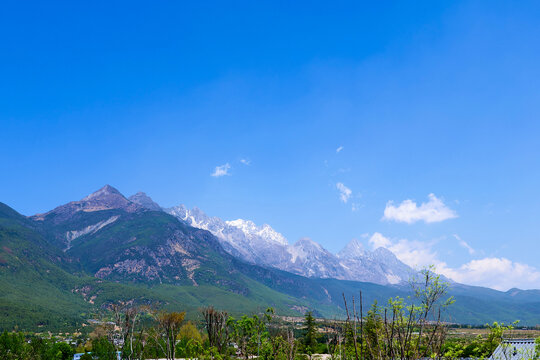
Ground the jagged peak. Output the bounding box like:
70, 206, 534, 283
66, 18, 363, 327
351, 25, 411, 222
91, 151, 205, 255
82, 185, 125, 201
32, 185, 139, 222
226, 219, 288, 246
373, 246, 396, 257
169, 204, 188, 212
163, 203, 415, 285
227, 218, 256, 229
130, 191, 148, 197
128, 192, 162, 211
371, 247, 404, 265
189, 206, 211, 219
294, 237, 323, 249
338, 238, 366, 259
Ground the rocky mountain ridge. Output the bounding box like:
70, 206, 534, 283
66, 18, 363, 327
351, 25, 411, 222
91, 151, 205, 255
165, 204, 414, 285
34, 185, 414, 285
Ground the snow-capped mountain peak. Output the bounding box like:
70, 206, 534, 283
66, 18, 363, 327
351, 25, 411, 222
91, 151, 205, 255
226, 219, 289, 246
338, 238, 366, 259
226, 219, 258, 234
289, 238, 324, 261
293, 237, 323, 251
165, 206, 290, 264
165, 204, 414, 285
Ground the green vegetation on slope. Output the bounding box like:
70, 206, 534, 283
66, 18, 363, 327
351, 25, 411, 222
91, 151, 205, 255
2, 201, 540, 332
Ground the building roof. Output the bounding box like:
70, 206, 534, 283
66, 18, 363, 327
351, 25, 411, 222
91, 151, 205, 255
490, 339, 537, 360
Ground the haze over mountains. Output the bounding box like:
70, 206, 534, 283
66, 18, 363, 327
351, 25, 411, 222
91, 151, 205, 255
2, 184, 540, 331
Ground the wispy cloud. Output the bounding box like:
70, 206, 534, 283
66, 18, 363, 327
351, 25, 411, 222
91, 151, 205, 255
336, 182, 352, 203
382, 193, 457, 224
336, 146, 344, 153
454, 234, 475, 255
211, 163, 231, 177
240, 159, 251, 166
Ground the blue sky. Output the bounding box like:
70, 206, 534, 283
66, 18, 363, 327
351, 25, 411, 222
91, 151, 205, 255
2, 1, 540, 290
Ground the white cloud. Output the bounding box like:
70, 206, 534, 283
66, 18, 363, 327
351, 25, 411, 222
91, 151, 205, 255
240, 159, 251, 166
440, 258, 540, 291
336, 146, 344, 153
368, 232, 440, 269
382, 193, 457, 224
367, 232, 540, 291
454, 234, 475, 255
211, 163, 231, 177
336, 182, 352, 203
369, 232, 392, 249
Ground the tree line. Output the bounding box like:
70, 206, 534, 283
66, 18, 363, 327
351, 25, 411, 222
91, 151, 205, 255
2, 267, 537, 359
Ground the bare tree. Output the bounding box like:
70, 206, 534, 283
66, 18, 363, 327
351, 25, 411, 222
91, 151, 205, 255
111, 303, 149, 359
326, 320, 343, 360
201, 306, 229, 353
343, 293, 361, 360
151, 311, 186, 360
345, 266, 454, 360
286, 328, 298, 360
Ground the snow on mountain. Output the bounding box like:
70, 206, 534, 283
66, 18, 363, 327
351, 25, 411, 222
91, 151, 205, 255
338, 238, 366, 259
337, 242, 414, 285
30, 186, 414, 286
166, 205, 415, 285
286, 238, 347, 279
226, 219, 288, 246
166, 205, 291, 264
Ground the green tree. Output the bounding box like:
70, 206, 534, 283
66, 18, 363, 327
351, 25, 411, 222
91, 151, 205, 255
176, 321, 204, 359
0, 331, 30, 360
92, 336, 117, 360
254, 308, 273, 358
363, 301, 384, 360
80, 353, 93, 360
49, 342, 75, 360
28, 336, 51, 360
303, 311, 318, 358
229, 315, 255, 360
179, 321, 203, 343
480, 322, 517, 358
229, 310, 273, 360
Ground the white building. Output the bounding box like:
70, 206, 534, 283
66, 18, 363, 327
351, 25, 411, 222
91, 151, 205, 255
490, 339, 537, 360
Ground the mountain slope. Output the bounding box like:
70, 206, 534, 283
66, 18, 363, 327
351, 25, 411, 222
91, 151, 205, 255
0, 200, 313, 330
0, 202, 95, 330
3, 186, 540, 331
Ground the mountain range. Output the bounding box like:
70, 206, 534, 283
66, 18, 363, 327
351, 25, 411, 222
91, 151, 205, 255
165, 203, 413, 285
1, 185, 540, 331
